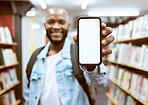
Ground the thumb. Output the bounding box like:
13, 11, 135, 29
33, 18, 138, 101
73, 35, 77, 45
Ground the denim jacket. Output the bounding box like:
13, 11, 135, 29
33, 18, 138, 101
23, 38, 108, 105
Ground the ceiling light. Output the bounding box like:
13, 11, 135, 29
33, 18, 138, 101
81, 0, 88, 10
37, 0, 47, 9
26, 11, 36, 16
88, 11, 140, 16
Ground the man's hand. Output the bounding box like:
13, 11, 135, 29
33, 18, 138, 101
73, 23, 115, 57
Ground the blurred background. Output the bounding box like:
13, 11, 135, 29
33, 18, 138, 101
0, 0, 148, 105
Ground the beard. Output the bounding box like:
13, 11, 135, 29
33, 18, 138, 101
46, 28, 68, 45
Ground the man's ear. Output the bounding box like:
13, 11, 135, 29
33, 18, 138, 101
44, 23, 46, 28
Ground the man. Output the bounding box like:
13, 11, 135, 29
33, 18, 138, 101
24, 7, 114, 105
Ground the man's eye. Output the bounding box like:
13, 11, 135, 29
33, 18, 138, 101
59, 21, 66, 25
47, 21, 54, 24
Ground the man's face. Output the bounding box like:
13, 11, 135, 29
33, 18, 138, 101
45, 8, 70, 45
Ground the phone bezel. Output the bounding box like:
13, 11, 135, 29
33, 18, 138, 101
78, 17, 102, 66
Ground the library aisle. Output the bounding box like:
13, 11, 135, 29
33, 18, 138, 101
107, 14, 148, 105
0, 0, 148, 105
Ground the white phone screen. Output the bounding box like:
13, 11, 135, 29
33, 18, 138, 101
78, 18, 101, 65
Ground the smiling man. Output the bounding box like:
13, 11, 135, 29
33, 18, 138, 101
24, 7, 114, 105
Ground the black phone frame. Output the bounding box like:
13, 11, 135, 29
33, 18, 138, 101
77, 17, 102, 66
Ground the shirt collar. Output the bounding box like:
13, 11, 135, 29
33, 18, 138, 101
37, 38, 71, 59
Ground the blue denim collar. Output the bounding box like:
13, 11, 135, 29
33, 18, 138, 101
37, 38, 71, 59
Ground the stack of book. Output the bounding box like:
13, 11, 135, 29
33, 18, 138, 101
0, 27, 13, 44
108, 44, 148, 70
0, 68, 18, 90
0, 48, 17, 66
113, 14, 148, 41
108, 65, 148, 104
0, 26, 20, 104
0, 90, 16, 105
107, 83, 140, 105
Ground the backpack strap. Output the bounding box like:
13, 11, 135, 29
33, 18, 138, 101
26, 46, 45, 88
70, 43, 94, 105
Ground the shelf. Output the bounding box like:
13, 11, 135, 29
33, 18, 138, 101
0, 62, 19, 70
0, 42, 18, 48
109, 78, 148, 105
108, 60, 148, 75
106, 93, 116, 105
115, 36, 148, 45
13, 99, 21, 105
0, 81, 20, 96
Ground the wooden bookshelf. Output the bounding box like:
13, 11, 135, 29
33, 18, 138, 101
115, 36, 148, 45
108, 60, 148, 76
109, 78, 148, 105
13, 99, 21, 105
0, 42, 18, 47
0, 62, 19, 70
0, 81, 20, 96
106, 93, 116, 105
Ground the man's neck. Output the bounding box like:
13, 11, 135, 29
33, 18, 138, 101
47, 41, 65, 56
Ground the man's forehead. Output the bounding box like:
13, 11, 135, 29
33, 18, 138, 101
46, 7, 68, 18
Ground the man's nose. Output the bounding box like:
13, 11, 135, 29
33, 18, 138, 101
53, 22, 60, 30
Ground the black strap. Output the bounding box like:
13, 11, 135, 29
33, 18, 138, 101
70, 43, 94, 105
26, 44, 94, 105
26, 46, 45, 88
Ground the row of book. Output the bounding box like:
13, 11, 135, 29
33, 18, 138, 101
108, 83, 140, 105
0, 48, 17, 66
112, 13, 148, 41
0, 27, 13, 44
0, 68, 18, 90
108, 43, 148, 70
0, 90, 16, 105
107, 64, 148, 103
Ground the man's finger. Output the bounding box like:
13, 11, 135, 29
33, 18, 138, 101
102, 27, 112, 39
101, 23, 106, 29
102, 35, 115, 46
102, 48, 112, 56
73, 35, 77, 44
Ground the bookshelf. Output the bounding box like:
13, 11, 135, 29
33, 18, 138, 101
108, 60, 148, 76
13, 99, 21, 105
0, 62, 19, 70
115, 36, 148, 45
109, 78, 148, 105
0, 1, 33, 104
0, 42, 18, 47
0, 25, 20, 103
106, 93, 116, 105
0, 81, 20, 96
107, 13, 148, 105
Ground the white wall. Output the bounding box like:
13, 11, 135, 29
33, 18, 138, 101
22, 16, 46, 92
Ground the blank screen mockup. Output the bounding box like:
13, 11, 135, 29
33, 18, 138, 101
79, 18, 100, 64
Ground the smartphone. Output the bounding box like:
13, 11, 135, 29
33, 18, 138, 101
78, 17, 102, 66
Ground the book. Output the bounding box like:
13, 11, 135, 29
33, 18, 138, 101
117, 68, 124, 85
4, 27, 13, 44
132, 17, 144, 38
9, 68, 18, 84
0, 69, 18, 90
0, 90, 16, 105
0, 48, 5, 65
129, 73, 139, 96
0, 27, 6, 43
140, 78, 148, 103
117, 43, 132, 64
142, 46, 148, 70
108, 83, 140, 105
142, 14, 148, 36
